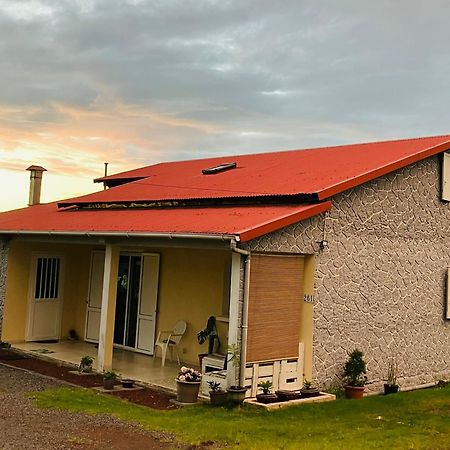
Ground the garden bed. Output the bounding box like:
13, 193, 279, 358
245, 392, 336, 410
0, 348, 179, 410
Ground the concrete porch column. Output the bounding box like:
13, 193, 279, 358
0, 238, 9, 338
97, 244, 120, 371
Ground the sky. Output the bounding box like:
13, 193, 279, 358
1, 0, 450, 211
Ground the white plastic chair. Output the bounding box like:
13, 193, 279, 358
153, 320, 187, 366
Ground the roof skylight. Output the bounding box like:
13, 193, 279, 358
202, 162, 237, 175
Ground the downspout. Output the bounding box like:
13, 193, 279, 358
230, 240, 250, 387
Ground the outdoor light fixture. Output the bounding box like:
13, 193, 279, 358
317, 240, 328, 250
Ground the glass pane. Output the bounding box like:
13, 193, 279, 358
54, 259, 60, 298
35, 258, 42, 298
125, 256, 141, 348
34, 257, 60, 300
114, 255, 129, 345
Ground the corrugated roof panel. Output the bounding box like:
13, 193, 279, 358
70, 135, 450, 207
0, 202, 331, 242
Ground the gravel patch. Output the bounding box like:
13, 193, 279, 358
0, 363, 206, 450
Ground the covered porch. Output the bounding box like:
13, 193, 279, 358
1, 234, 240, 390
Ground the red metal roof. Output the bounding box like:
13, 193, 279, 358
2, 135, 449, 241
0, 202, 331, 242
71, 135, 450, 207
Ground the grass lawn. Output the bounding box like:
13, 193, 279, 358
33, 385, 450, 449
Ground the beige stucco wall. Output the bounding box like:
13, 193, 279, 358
155, 247, 230, 365
246, 155, 450, 391
1, 241, 93, 342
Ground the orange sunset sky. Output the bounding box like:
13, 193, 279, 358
2, 1, 450, 211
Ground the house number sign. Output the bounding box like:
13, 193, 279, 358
303, 294, 315, 303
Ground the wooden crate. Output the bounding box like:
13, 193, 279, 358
244, 343, 304, 397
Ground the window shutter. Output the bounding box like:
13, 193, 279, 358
246, 254, 304, 363
441, 152, 450, 201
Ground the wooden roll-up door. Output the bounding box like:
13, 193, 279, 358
246, 254, 304, 363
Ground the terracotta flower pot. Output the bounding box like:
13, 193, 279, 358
256, 393, 278, 404
176, 380, 201, 403
345, 385, 365, 399
209, 390, 228, 406
103, 378, 115, 390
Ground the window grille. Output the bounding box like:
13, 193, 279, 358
34, 257, 60, 299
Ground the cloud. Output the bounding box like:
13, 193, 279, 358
1, 0, 450, 210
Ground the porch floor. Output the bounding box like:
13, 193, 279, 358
13, 340, 183, 393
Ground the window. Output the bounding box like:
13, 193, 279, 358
34, 257, 60, 299
441, 152, 450, 201
202, 162, 237, 175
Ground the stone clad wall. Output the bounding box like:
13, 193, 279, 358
0, 238, 9, 337
246, 156, 450, 391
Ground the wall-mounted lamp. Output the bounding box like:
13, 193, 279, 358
317, 240, 328, 250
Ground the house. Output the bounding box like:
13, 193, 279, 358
0, 134, 450, 394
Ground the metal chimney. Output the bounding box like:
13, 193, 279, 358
26, 165, 47, 206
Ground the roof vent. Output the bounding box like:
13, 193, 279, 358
202, 162, 237, 175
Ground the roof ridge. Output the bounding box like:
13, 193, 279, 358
101, 134, 450, 182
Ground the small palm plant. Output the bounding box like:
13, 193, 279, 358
207, 381, 222, 392
257, 380, 273, 395
300, 378, 320, 397
207, 381, 227, 406
256, 380, 277, 404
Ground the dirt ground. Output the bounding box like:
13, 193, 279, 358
0, 363, 212, 450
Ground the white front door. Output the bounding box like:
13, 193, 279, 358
136, 253, 159, 353
26, 254, 65, 341
85, 251, 105, 342
85, 251, 159, 354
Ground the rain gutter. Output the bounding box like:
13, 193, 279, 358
230, 239, 250, 387
0, 230, 238, 242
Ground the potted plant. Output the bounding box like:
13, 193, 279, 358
300, 379, 320, 398
256, 381, 278, 404
103, 371, 117, 390
208, 381, 227, 406
226, 344, 248, 406
276, 389, 300, 401
197, 316, 220, 365
384, 359, 399, 395
176, 366, 202, 403
343, 349, 367, 399
121, 379, 135, 389
78, 355, 94, 373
